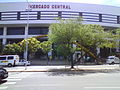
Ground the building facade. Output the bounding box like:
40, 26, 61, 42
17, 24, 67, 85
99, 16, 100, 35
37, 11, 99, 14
0, 2, 120, 57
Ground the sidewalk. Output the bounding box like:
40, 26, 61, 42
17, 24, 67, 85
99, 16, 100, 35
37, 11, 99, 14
5, 65, 120, 72
30, 59, 70, 65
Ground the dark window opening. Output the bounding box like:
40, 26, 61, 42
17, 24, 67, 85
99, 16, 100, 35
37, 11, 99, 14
7, 27, 25, 35
0, 28, 3, 35
7, 39, 23, 44
0, 57, 6, 60
8, 56, 14, 60
28, 27, 48, 35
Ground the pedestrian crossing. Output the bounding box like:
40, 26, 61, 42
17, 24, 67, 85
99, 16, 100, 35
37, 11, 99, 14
0, 72, 34, 90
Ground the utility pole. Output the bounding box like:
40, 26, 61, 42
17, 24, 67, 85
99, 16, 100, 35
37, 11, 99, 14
24, 0, 30, 70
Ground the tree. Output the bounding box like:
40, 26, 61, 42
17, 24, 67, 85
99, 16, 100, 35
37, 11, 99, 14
55, 44, 75, 59
114, 28, 120, 58
49, 19, 80, 68
76, 24, 117, 56
48, 18, 117, 68
115, 28, 120, 40
2, 43, 22, 55
40, 41, 52, 60
19, 38, 41, 58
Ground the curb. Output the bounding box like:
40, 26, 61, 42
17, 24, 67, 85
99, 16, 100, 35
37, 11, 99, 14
7, 68, 120, 72
8, 70, 48, 72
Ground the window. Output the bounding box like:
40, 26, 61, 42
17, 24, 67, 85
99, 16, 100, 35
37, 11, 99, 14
7, 27, 25, 35
0, 57, 6, 60
28, 27, 48, 35
0, 28, 3, 35
109, 57, 114, 59
29, 27, 41, 35
8, 56, 14, 60
40, 27, 48, 34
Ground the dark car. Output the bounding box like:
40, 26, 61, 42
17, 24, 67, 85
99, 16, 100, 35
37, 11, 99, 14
0, 67, 8, 82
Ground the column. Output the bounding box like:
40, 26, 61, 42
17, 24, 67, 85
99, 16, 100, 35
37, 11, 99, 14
2, 26, 7, 45
25, 25, 28, 39
97, 47, 100, 57
24, 25, 29, 59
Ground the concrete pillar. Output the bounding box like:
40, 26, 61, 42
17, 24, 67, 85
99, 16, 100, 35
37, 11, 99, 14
25, 25, 28, 39
2, 26, 7, 45
97, 47, 100, 57
24, 25, 29, 59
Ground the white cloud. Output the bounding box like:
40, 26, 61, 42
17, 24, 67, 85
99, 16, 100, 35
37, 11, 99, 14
116, 0, 120, 2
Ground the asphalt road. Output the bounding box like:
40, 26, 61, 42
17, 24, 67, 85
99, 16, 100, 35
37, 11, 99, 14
1, 69, 120, 90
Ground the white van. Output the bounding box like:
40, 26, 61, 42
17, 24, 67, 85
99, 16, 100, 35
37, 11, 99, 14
106, 56, 120, 65
0, 55, 20, 67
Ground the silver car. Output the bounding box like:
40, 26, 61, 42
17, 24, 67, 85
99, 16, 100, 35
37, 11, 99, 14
106, 56, 120, 65
18, 59, 31, 66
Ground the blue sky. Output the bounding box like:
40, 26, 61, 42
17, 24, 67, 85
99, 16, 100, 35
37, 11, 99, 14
0, 0, 120, 7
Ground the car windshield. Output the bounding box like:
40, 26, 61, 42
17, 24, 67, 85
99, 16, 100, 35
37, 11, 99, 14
108, 57, 114, 59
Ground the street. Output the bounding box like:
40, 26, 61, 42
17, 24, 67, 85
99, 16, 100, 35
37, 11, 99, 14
0, 67, 120, 90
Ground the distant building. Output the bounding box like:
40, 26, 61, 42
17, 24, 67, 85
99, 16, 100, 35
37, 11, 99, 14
0, 2, 120, 58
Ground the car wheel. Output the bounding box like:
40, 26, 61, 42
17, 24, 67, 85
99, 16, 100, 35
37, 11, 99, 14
111, 62, 115, 65
8, 63, 12, 67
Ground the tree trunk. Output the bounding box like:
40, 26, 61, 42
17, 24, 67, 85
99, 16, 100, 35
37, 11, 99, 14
70, 53, 74, 68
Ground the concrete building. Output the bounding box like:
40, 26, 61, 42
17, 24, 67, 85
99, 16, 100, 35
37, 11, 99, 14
0, 2, 120, 58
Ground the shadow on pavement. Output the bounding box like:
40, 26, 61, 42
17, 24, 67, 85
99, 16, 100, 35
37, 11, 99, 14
47, 68, 119, 76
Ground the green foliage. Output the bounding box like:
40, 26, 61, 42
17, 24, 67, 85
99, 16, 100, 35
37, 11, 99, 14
116, 28, 120, 35
19, 38, 40, 53
76, 24, 117, 48
115, 28, 120, 39
48, 18, 81, 44
48, 18, 117, 59
40, 41, 52, 54
2, 43, 22, 55
109, 28, 120, 48
55, 44, 75, 58
48, 18, 82, 57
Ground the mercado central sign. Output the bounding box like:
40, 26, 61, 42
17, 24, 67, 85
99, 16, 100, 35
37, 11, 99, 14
29, 4, 71, 9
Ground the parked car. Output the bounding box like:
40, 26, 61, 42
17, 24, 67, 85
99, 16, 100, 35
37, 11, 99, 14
106, 56, 120, 65
0, 55, 20, 67
18, 59, 31, 66
0, 67, 8, 82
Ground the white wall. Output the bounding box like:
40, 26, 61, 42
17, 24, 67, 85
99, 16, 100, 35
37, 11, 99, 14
0, 2, 120, 15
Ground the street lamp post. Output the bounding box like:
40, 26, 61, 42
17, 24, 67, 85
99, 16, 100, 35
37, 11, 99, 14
24, 0, 30, 70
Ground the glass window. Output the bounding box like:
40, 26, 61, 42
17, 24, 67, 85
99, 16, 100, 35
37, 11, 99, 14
28, 27, 48, 35
0, 57, 6, 60
29, 27, 41, 35
40, 27, 48, 34
7, 27, 25, 35
8, 56, 14, 60
0, 28, 3, 35
109, 57, 114, 59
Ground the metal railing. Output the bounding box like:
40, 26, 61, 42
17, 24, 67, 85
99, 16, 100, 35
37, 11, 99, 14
0, 11, 120, 24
